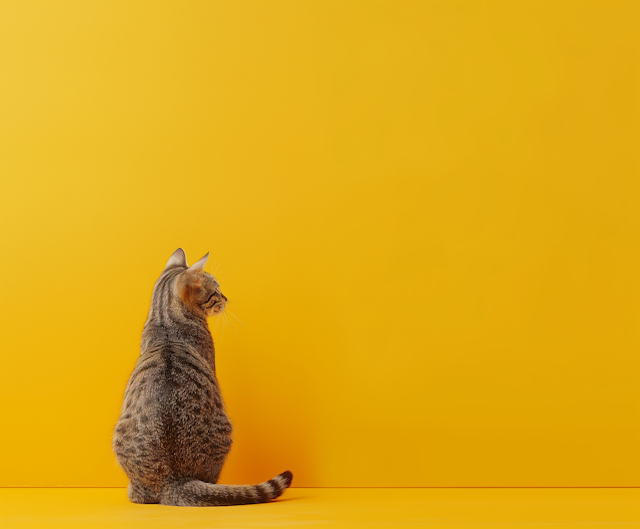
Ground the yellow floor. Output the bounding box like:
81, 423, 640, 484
0, 488, 638, 528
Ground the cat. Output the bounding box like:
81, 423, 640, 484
113, 248, 292, 506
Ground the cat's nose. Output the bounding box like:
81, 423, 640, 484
221, 294, 227, 301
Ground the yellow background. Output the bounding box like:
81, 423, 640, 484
0, 0, 638, 488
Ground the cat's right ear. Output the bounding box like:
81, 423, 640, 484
165, 248, 188, 269
187, 253, 209, 274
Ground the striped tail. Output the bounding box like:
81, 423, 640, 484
159, 471, 293, 507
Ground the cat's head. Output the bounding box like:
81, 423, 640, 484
164, 248, 227, 317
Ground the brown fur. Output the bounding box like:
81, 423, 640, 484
113, 248, 292, 506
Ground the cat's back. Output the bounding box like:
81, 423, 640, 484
117, 341, 219, 426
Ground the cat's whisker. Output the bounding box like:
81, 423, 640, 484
214, 262, 223, 277
225, 312, 239, 338
210, 255, 218, 274
226, 310, 247, 329
213, 313, 221, 336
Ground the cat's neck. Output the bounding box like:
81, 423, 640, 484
141, 310, 216, 367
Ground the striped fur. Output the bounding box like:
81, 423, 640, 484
113, 248, 292, 506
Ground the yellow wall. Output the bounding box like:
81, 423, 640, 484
1, 0, 639, 487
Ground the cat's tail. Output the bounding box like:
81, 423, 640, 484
159, 471, 293, 507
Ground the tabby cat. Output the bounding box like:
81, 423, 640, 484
113, 248, 292, 506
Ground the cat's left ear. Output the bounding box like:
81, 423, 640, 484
165, 248, 188, 269
187, 253, 209, 274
